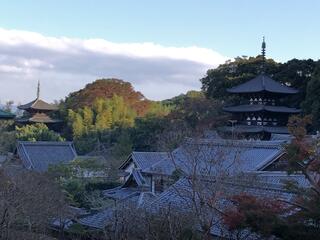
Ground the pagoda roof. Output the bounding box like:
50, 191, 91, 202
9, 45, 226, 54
0, 109, 15, 119
221, 125, 289, 134
223, 104, 301, 113
16, 113, 62, 124
18, 98, 58, 111
227, 74, 298, 94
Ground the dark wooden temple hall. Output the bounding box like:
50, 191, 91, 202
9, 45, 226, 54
15, 81, 62, 127
222, 38, 301, 140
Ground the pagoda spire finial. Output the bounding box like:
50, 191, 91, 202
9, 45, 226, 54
37, 80, 40, 99
260, 36, 266, 75
261, 36, 266, 60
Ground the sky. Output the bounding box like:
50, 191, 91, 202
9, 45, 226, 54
0, 0, 319, 103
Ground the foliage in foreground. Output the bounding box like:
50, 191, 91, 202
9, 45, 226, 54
0, 167, 70, 240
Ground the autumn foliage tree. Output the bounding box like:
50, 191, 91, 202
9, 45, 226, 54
223, 194, 287, 238
63, 79, 151, 116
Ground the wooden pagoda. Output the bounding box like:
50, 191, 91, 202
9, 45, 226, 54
222, 38, 301, 139
16, 81, 62, 126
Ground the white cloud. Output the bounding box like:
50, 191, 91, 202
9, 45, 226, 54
0, 27, 228, 103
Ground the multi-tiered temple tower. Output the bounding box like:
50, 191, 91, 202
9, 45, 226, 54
223, 38, 301, 139
16, 81, 62, 127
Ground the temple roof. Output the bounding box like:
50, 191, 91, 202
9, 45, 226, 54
16, 141, 77, 172
16, 113, 62, 124
227, 74, 299, 94
221, 125, 289, 134
0, 109, 15, 119
223, 104, 301, 113
140, 139, 285, 176
119, 151, 171, 171
18, 98, 58, 111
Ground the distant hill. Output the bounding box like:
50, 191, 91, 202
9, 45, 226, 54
63, 79, 151, 116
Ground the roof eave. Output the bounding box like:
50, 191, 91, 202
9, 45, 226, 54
226, 89, 299, 94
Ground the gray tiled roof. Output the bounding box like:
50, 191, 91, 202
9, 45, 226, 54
143, 139, 285, 176
0, 109, 15, 119
221, 125, 289, 134
149, 176, 298, 211
130, 168, 147, 186
250, 171, 310, 188
119, 151, 170, 171
148, 175, 304, 238
83, 190, 156, 229
17, 141, 77, 172
270, 133, 293, 141
223, 104, 301, 113
103, 187, 140, 200
18, 98, 58, 111
227, 74, 298, 94
78, 208, 113, 229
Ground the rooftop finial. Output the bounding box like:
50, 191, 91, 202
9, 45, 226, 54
261, 36, 266, 60
37, 80, 40, 99
261, 36, 266, 75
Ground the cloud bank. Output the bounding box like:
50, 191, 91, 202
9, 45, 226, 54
0, 28, 228, 103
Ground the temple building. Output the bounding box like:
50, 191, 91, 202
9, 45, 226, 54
16, 81, 62, 127
0, 109, 15, 120
222, 39, 301, 139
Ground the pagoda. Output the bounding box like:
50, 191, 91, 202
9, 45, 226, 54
16, 81, 62, 126
222, 38, 301, 139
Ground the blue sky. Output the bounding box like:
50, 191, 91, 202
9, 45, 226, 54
0, 1, 319, 102
1, 0, 319, 61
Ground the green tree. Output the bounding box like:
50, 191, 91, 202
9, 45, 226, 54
201, 56, 279, 101
95, 109, 112, 130
302, 65, 320, 130
16, 123, 64, 141
82, 106, 94, 132
108, 94, 136, 127
68, 109, 84, 138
